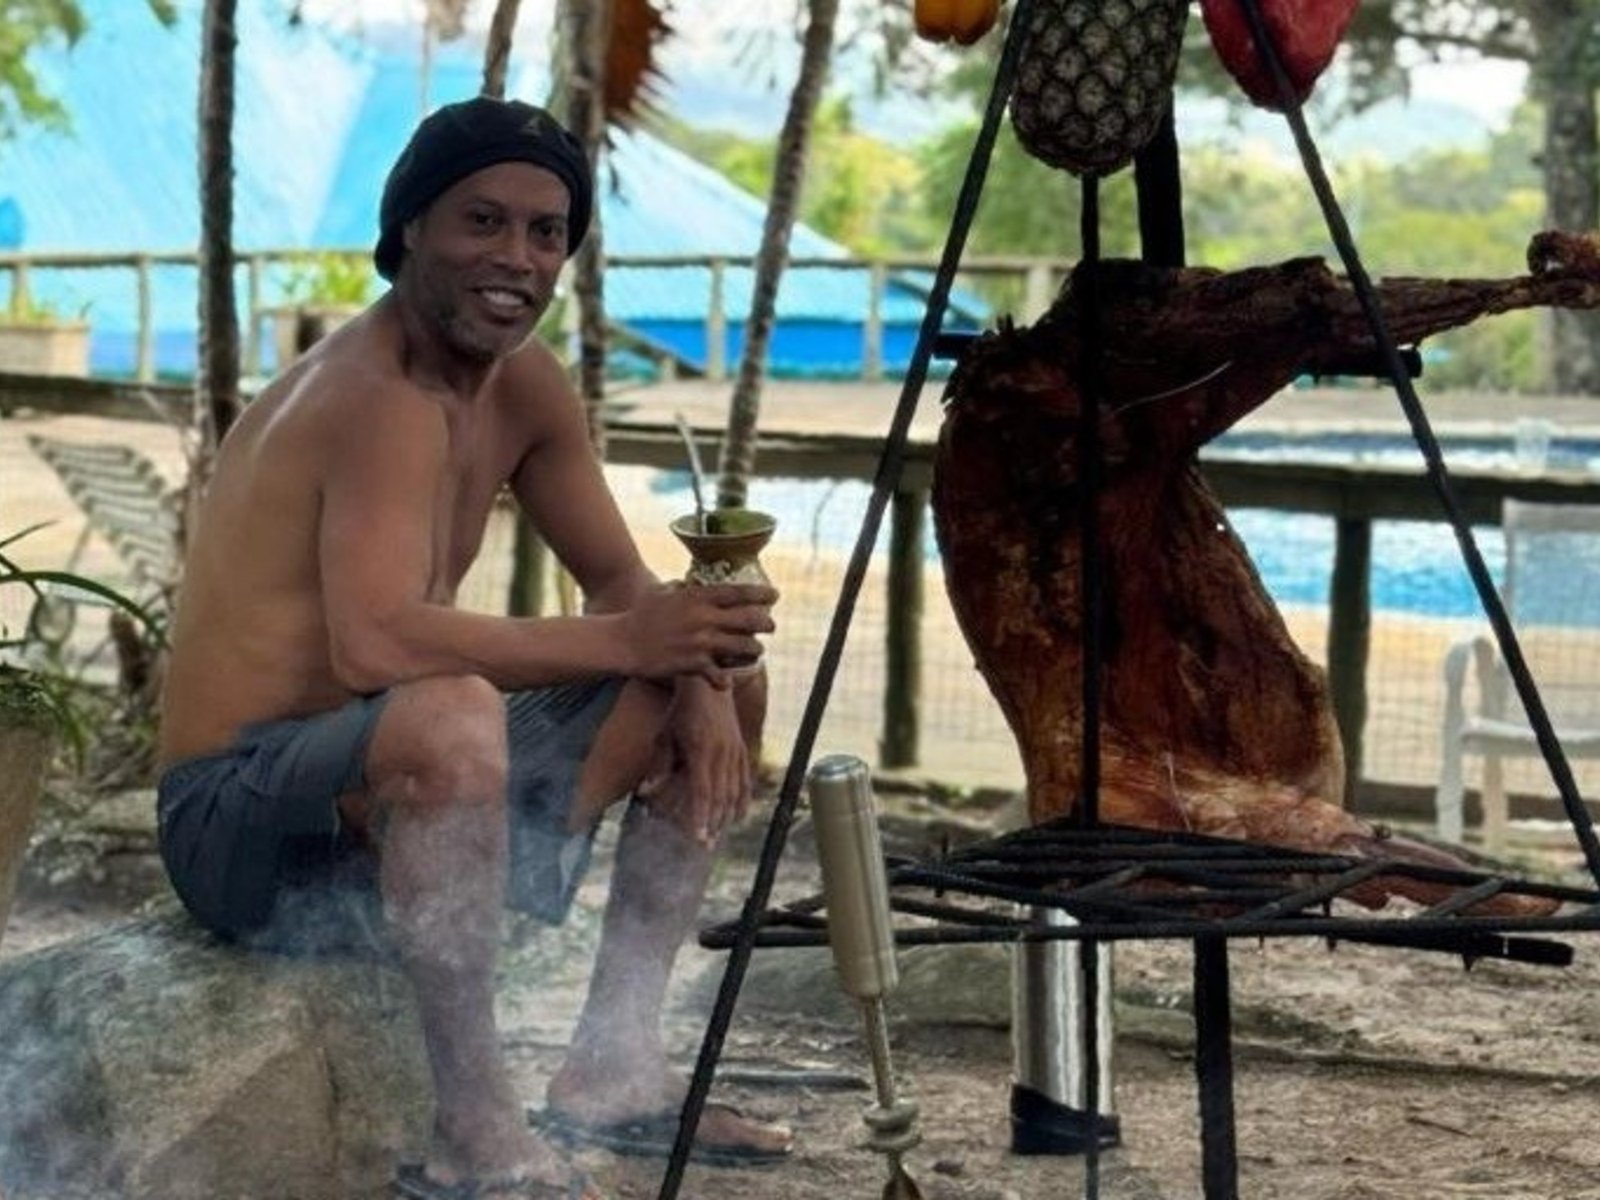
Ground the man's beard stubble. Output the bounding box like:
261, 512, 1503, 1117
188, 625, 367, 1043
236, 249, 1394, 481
422, 264, 548, 364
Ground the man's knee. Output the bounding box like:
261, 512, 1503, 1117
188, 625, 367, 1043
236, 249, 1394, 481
368, 674, 508, 811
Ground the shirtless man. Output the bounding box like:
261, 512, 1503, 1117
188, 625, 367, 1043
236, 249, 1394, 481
157, 97, 789, 1200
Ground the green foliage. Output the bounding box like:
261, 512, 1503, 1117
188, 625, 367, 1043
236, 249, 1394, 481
660, 17, 1561, 389
4, 281, 89, 325
1179, 146, 1325, 267
281, 251, 375, 307
0, 663, 54, 732
793, 97, 924, 254
0, 523, 163, 756
1177, 126, 1548, 391
0, 0, 175, 145
653, 98, 930, 255
0, 0, 87, 142
928, 120, 1145, 258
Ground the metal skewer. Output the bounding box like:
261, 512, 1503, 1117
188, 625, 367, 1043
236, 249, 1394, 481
808, 754, 924, 1200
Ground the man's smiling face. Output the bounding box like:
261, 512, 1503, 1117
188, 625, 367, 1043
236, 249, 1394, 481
403, 160, 569, 363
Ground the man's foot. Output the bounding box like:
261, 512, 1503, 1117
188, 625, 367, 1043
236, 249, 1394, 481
530, 1101, 792, 1167
420, 1105, 585, 1197
545, 1055, 792, 1166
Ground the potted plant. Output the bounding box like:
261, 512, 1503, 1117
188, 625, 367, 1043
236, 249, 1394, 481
266, 251, 374, 368
0, 281, 92, 377
0, 524, 159, 948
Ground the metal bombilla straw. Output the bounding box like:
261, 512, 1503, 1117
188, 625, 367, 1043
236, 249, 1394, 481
808, 754, 924, 1200
673, 412, 710, 534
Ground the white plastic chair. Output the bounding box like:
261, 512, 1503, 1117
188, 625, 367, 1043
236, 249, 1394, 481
1436, 499, 1600, 851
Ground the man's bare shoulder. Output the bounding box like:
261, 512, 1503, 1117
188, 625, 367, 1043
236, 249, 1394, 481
250, 316, 446, 452
491, 337, 590, 442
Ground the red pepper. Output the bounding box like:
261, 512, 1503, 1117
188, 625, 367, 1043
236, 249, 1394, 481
1200, 0, 1358, 111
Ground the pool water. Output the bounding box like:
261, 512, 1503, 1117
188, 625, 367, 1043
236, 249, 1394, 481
1206, 430, 1600, 475
1228, 509, 1497, 618
649, 430, 1600, 622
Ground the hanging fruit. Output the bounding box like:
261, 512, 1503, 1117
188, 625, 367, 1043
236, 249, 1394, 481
1200, 0, 1359, 111
1009, 0, 1189, 178
914, 0, 1003, 46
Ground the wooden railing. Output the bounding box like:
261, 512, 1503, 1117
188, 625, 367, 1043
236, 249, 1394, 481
7, 369, 1600, 804
0, 248, 1073, 383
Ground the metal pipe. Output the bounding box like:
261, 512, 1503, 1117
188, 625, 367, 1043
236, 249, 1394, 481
808, 755, 924, 1200
1011, 906, 1120, 1155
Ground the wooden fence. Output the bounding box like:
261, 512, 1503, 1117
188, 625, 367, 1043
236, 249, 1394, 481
7, 369, 1600, 808
0, 248, 1073, 384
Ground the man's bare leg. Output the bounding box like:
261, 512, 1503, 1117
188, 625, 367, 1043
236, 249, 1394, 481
544, 670, 790, 1154
354, 674, 586, 1191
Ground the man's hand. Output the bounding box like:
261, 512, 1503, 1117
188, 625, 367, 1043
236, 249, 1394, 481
639, 677, 752, 846
620, 582, 776, 687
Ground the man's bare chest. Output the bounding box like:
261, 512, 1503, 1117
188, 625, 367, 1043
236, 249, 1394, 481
431, 419, 526, 594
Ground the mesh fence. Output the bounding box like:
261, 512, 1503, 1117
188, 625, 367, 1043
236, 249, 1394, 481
6, 408, 1600, 816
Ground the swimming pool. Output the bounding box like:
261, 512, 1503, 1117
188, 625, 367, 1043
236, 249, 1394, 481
650, 429, 1600, 622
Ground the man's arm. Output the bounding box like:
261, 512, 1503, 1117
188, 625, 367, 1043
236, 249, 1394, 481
317, 371, 769, 694
504, 348, 659, 615
507, 350, 770, 842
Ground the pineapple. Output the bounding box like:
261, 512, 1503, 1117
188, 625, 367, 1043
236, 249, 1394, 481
1009, 0, 1189, 177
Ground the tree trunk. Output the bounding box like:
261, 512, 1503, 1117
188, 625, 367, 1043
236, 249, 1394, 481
1530, 0, 1600, 395
182, 0, 241, 618
480, 0, 546, 616
559, 0, 613, 455
480, 0, 523, 100
196, 0, 240, 456
714, 0, 840, 510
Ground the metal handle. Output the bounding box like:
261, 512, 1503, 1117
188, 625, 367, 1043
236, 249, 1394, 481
809, 754, 899, 1000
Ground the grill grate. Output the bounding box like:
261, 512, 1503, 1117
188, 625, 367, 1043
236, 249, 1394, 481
701, 820, 1600, 969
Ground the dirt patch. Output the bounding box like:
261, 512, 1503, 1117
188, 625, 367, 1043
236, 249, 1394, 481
8, 797, 1600, 1200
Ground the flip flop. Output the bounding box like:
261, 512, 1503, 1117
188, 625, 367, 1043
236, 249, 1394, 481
393, 1162, 601, 1200
530, 1102, 793, 1167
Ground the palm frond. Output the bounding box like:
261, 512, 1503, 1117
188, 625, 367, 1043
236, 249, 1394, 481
604, 0, 673, 128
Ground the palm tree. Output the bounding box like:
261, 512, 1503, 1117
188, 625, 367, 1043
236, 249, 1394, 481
557, 0, 615, 453
196, 0, 240, 456
499, 0, 670, 612
146, 0, 241, 711
551, 0, 672, 452
481, 0, 845, 505
480, 0, 523, 100
715, 0, 840, 510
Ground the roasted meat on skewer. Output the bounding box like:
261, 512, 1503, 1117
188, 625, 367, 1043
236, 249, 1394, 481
932, 235, 1600, 916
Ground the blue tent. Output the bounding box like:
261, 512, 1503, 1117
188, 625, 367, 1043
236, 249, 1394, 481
0, 0, 986, 378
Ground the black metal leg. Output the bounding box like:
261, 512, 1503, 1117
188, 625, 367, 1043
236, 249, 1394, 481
1081, 937, 1100, 1200
1133, 102, 1185, 269
1193, 936, 1239, 1200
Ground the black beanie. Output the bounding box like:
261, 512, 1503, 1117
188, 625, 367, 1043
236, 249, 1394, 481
373, 96, 593, 281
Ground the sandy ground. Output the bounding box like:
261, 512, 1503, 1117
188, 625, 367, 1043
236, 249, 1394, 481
504, 808, 1600, 1200
8, 787, 1600, 1200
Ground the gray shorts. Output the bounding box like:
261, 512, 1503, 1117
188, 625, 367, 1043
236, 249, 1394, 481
156, 678, 624, 954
